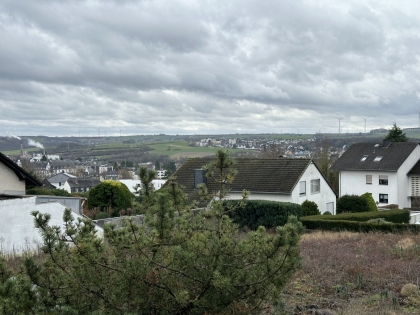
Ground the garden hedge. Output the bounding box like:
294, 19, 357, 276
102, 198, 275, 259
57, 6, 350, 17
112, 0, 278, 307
302, 209, 410, 224
300, 209, 417, 233
225, 199, 301, 230
299, 218, 420, 233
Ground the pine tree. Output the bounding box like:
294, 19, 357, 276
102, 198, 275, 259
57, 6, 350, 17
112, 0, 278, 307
4, 149, 303, 314
385, 123, 408, 142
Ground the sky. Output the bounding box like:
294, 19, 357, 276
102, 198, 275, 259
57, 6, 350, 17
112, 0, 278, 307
1, 0, 420, 137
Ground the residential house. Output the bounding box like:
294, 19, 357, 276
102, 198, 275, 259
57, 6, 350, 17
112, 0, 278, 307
0, 152, 42, 195
66, 178, 101, 193
332, 140, 420, 209
172, 157, 337, 214
46, 173, 100, 194
46, 172, 76, 190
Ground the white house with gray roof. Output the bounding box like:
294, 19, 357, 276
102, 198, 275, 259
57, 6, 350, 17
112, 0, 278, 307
332, 140, 420, 209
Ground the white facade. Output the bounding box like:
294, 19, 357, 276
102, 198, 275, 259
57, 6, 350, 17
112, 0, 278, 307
338, 145, 420, 209
225, 163, 336, 214
0, 162, 26, 194
0, 197, 102, 253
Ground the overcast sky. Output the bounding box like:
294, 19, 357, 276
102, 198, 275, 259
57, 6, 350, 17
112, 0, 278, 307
1, 0, 420, 136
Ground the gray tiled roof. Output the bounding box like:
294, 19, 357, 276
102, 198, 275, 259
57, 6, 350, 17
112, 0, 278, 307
332, 142, 419, 172
172, 157, 313, 204
67, 178, 100, 188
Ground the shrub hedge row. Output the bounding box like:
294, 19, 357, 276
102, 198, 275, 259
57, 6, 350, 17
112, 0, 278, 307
300, 209, 418, 233
302, 209, 410, 224
299, 219, 420, 233
225, 200, 301, 230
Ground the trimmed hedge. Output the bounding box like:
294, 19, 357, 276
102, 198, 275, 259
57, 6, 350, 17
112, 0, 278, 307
302, 209, 410, 224
300, 209, 416, 233
299, 219, 420, 234
26, 187, 72, 197
225, 200, 301, 230
337, 194, 369, 213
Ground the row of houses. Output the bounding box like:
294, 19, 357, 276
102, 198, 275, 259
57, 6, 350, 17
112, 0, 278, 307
3, 139, 420, 252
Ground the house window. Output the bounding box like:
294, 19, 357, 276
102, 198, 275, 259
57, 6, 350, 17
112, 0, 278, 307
379, 194, 388, 203
59, 182, 61, 187
366, 175, 372, 185
311, 179, 320, 194
299, 181, 306, 196
374, 156, 383, 162
379, 175, 388, 185
361, 155, 368, 161
326, 202, 334, 214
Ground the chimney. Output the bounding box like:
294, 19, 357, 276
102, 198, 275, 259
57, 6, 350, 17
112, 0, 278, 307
383, 139, 392, 148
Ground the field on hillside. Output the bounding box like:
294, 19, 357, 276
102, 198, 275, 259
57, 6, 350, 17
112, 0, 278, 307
280, 230, 420, 315
148, 141, 246, 158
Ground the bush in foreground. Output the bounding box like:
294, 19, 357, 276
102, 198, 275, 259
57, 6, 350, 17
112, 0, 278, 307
0, 149, 304, 314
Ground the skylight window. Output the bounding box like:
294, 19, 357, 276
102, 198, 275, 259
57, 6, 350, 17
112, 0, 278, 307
374, 156, 383, 162
361, 155, 368, 161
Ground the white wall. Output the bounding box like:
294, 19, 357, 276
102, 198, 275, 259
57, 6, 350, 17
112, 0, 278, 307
339, 145, 420, 209
0, 197, 102, 254
397, 145, 420, 208
291, 163, 336, 214
0, 162, 25, 194
340, 170, 398, 207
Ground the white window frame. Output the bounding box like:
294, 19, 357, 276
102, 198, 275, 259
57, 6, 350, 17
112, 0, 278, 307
366, 175, 372, 185
299, 181, 306, 196
311, 179, 320, 194
379, 175, 388, 185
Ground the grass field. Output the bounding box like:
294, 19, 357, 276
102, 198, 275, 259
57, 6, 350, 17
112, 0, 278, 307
147, 141, 247, 158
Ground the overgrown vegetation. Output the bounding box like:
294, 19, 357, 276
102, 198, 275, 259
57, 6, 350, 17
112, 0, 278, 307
0, 149, 304, 314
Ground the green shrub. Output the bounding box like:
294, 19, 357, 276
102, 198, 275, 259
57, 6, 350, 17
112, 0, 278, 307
300, 209, 414, 233
50, 189, 72, 197
225, 200, 301, 230
95, 212, 110, 220
299, 218, 420, 234
26, 187, 53, 195
361, 192, 377, 212
301, 200, 320, 216
336, 194, 369, 214
323, 211, 332, 215
88, 180, 134, 216
26, 187, 72, 197
302, 209, 410, 224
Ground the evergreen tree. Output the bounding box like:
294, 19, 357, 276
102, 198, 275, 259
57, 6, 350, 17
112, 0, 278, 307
385, 123, 408, 142
3, 149, 303, 314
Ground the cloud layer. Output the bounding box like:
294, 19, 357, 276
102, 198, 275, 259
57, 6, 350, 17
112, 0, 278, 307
1, 0, 420, 136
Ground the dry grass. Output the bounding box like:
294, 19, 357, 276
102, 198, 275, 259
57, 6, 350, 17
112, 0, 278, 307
280, 231, 420, 314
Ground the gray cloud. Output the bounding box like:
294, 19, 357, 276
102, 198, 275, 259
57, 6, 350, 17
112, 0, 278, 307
1, 0, 420, 137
